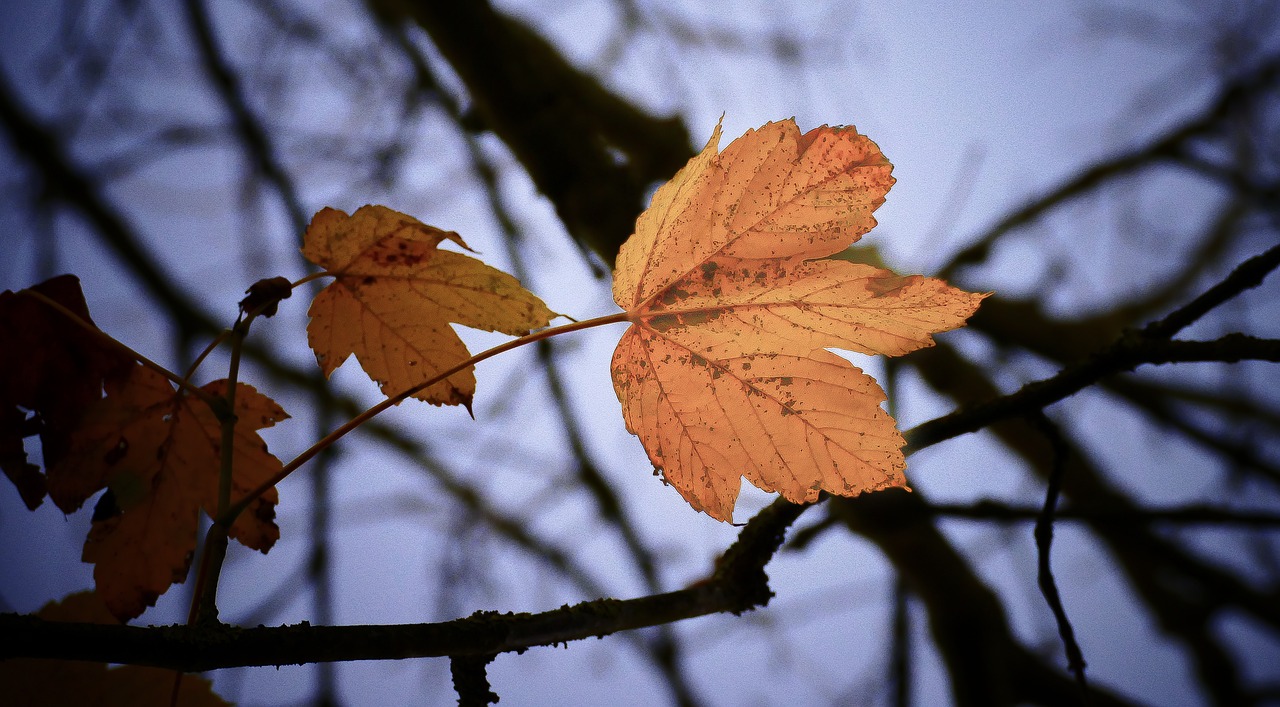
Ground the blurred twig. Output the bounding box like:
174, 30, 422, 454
0, 68, 213, 343
367, 0, 692, 261
829, 490, 1133, 707
936, 53, 1280, 280
184, 0, 307, 234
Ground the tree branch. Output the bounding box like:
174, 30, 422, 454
0, 493, 805, 671
925, 500, 1280, 527
1027, 412, 1088, 689
907, 333, 1280, 452
936, 53, 1280, 280
5, 241, 1277, 673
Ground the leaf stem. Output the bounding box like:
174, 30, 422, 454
21, 289, 217, 405
218, 318, 250, 516
220, 311, 631, 525
183, 330, 230, 381
292, 271, 331, 288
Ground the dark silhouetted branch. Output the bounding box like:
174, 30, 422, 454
0, 499, 806, 670
368, 0, 692, 261
1027, 412, 1088, 690
909, 238, 1280, 452
926, 500, 1280, 527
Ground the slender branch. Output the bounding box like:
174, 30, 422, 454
292, 271, 329, 288
906, 334, 1280, 452
0, 495, 806, 671
1142, 242, 1280, 339
221, 312, 631, 525
1027, 412, 1087, 690
182, 330, 231, 382
925, 500, 1280, 527
911, 239, 1280, 455
217, 338, 243, 522
806, 498, 1280, 529
187, 292, 296, 628
193, 313, 254, 625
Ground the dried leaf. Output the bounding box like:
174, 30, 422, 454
0, 275, 134, 510
611, 119, 986, 521
47, 365, 287, 621
239, 275, 293, 317
302, 205, 556, 407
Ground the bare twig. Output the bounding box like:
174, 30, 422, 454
1026, 412, 1087, 690
910, 237, 1280, 452
936, 54, 1280, 280
184, 0, 307, 233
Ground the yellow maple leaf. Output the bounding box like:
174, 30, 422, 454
611, 119, 986, 521
302, 205, 556, 407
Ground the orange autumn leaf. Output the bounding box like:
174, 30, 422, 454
611, 119, 986, 522
0, 591, 230, 706
303, 205, 556, 407
46, 365, 287, 621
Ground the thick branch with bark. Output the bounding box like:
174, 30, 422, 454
0, 500, 805, 671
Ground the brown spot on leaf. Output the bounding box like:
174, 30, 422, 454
866, 274, 915, 297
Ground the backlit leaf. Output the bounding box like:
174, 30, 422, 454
302, 205, 556, 407
611, 119, 986, 521
47, 365, 287, 621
